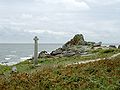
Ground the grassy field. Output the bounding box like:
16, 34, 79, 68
0, 49, 120, 90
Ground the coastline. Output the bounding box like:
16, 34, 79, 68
0, 34, 119, 66
0, 44, 119, 66
0, 43, 62, 66
0, 56, 32, 66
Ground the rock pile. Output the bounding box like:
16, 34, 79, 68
38, 34, 104, 58
38, 34, 92, 58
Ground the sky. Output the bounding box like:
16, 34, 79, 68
0, 0, 120, 44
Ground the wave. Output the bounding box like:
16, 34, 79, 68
0, 61, 18, 66
20, 56, 32, 61
6, 55, 16, 57
1, 56, 32, 66
5, 58, 11, 60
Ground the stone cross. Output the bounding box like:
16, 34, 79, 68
33, 36, 39, 66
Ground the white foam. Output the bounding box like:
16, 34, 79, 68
0, 61, 18, 66
7, 62, 19, 66
20, 56, 32, 61
5, 57, 11, 60
0, 55, 32, 66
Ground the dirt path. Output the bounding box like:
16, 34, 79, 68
108, 53, 120, 59
31, 53, 120, 73
66, 53, 120, 66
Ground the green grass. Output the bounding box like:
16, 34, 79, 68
0, 65, 11, 75
0, 48, 120, 74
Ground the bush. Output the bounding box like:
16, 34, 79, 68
91, 48, 102, 53
100, 49, 115, 54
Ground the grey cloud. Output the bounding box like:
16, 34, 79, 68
0, 0, 120, 44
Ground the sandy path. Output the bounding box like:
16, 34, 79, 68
66, 53, 120, 66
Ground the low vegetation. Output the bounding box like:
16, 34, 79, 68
0, 54, 120, 90
0, 48, 120, 90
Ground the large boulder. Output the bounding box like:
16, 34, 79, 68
63, 34, 86, 48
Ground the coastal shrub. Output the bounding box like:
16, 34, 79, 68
91, 48, 102, 53
100, 49, 115, 54
91, 48, 120, 54
0, 55, 120, 90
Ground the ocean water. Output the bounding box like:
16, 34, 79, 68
0, 43, 62, 66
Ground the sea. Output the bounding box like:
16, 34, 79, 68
0, 43, 62, 66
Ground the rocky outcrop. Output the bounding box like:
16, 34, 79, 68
63, 34, 86, 48
62, 34, 97, 50
41, 34, 103, 57
50, 34, 95, 57
109, 45, 116, 49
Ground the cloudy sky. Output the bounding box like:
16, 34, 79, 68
0, 0, 120, 44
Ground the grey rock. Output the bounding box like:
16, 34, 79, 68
80, 52, 88, 55
86, 42, 95, 46
55, 54, 64, 58
50, 48, 63, 56
109, 45, 116, 48
64, 34, 86, 48
38, 51, 50, 58
62, 50, 76, 57
62, 44, 69, 50
93, 42, 102, 47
